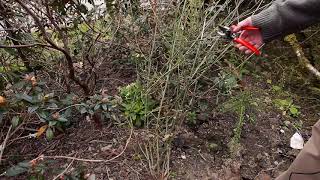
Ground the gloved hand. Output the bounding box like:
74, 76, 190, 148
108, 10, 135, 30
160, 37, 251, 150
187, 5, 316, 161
231, 17, 263, 54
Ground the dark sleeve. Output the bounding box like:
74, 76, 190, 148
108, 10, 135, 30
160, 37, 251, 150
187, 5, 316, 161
252, 0, 320, 42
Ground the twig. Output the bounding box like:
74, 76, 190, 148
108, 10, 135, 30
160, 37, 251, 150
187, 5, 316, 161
0, 43, 51, 48
254, 160, 285, 179
0, 125, 12, 165
52, 158, 75, 180
197, 149, 207, 161
55, 104, 85, 114
34, 128, 133, 163
14, 0, 91, 95
285, 34, 320, 80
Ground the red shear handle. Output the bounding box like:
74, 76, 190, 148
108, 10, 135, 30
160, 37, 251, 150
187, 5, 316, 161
233, 38, 261, 56
241, 26, 259, 31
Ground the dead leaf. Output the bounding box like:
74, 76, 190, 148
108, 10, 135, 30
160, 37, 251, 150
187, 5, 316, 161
163, 133, 173, 141
255, 172, 272, 180
0, 96, 6, 107
52, 112, 60, 120
36, 125, 48, 138
84, 173, 96, 180
30, 76, 37, 86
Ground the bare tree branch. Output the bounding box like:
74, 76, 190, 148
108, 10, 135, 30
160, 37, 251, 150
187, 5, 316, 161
0, 43, 50, 48
14, 0, 91, 95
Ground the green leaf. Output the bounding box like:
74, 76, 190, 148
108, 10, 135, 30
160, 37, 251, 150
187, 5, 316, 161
198, 101, 208, 111
80, 107, 87, 114
28, 106, 39, 114
47, 103, 58, 110
38, 111, 49, 122
38, 111, 48, 119
78, 23, 90, 33
16, 94, 33, 103
28, 176, 38, 180
289, 106, 300, 117
18, 161, 31, 168
11, 116, 20, 128
46, 128, 53, 140
272, 85, 282, 91
49, 121, 57, 126
58, 117, 68, 122
94, 104, 101, 111
61, 94, 75, 105
44, 93, 54, 99
64, 108, 72, 117
88, 109, 94, 115
13, 81, 26, 90
102, 104, 108, 111
34, 87, 42, 92
266, 79, 272, 84
0, 111, 4, 124
135, 119, 141, 127
5, 161, 31, 177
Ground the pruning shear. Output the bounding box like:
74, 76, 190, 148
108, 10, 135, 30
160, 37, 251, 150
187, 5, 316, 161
218, 25, 261, 56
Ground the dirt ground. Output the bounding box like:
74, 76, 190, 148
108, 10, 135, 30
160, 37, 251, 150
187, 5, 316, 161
1, 38, 320, 180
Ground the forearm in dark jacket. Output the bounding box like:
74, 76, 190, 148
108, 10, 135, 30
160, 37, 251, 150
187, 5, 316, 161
252, 0, 320, 42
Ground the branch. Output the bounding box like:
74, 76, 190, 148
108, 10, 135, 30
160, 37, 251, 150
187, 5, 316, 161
0, 125, 12, 165
0, 43, 50, 48
30, 128, 132, 163
52, 158, 75, 180
285, 34, 320, 80
14, 0, 63, 52
14, 0, 90, 95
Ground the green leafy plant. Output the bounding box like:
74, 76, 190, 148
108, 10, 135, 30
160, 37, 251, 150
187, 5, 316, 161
4, 158, 52, 178
186, 111, 197, 125
75, 93, 115, 122
274, 98, 300, 117
119, 82, 156, 127
214, 72, 238, 95
3, 75, 116, 140
5, 76, 75, 139
4, 157, 93, 179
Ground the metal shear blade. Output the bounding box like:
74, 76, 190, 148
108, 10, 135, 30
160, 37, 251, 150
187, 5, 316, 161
217, 25, 233, 40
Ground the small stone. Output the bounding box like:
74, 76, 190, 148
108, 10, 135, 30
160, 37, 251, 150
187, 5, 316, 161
264, 97, 272, 103
208, 143, 219, 151
256, 172, 272, 180
197, 113, 208, 121
256, 153, 263, 160
181, 154, 186, 159
288, 149, 300, 157
101, 145, 112, 152
94, 167, 103, 173
274, 161, 279, 165
284, 121, 291, 126
280, 129, 285, 133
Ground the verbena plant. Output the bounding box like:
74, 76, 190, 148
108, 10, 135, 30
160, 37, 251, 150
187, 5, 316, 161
131, 0, 272, 177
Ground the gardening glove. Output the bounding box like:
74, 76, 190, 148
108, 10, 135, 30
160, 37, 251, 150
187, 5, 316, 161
231, 17, 263, 55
